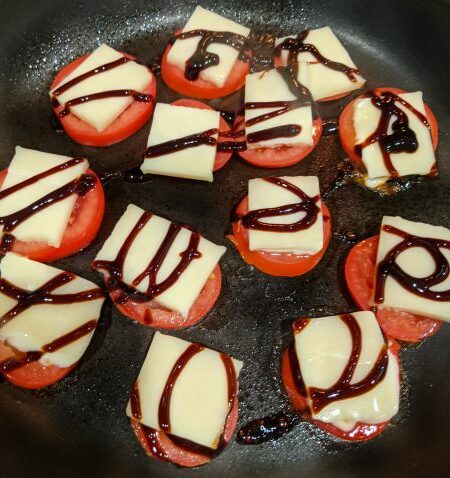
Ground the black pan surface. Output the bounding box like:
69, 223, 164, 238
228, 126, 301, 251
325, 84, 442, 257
0, 0, 449, 477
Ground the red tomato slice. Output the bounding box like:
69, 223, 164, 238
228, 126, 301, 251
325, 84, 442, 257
131, 394, 238, 467
236, 115, 323, 168
228, 198, 331, 277
161, 34, 249, 99
345, 235, 442, 342
0, 168, 105, 263
170, 99, 232, 171
104, 265, 222, 329
51, 53, 156, 147
281, 340, 400, 442
0, 341, 75, 389
339, 87, 439, 168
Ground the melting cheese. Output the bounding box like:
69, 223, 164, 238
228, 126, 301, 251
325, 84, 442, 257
247, 176, 323, 254
126, 331, 243, 449
167, 6, 250, 88
94, 204, 226, 317
244, 68, 313, 149
0, 253, 104, 368
140, 103, 220, 182
294, 311, 400, 431
0, 146, 88, 247
373, 216, 450, 322
353, 92, 435, 180
50, 44, 152, 132
276, 27, 365, 101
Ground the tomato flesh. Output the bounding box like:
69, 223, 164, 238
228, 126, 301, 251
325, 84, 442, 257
51, 53, 156, 147
0, 168, 105, 263
170, 99, 232, 171
229, 198, 331, 277
103, 265, 222, 329
345, 235, 442, 342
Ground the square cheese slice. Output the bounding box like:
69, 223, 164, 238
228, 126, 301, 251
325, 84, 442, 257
373, 216, 450, 322
167, 6, 250, 88
244, 68, 313, 149
276, 27, 365, 101
94, 204, 226, 317
353, 92, 435, 180
0, 252, 105, 368
126, 332, 243, 449
294, 311, 399, 431
50, 44, 152, 132
247, 176, 323, 254
140, 103, 220, 182
0, 146, 88, 247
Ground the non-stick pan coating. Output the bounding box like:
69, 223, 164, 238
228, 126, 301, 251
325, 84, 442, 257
0, 0, 449, 477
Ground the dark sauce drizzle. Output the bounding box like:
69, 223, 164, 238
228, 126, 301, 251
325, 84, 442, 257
0, 158, 96, 254
130, 344, 237, 459
355, 90, 430, 178
232, 177, 320, 233
0, 272, 104, 372
375, 224, 450, 303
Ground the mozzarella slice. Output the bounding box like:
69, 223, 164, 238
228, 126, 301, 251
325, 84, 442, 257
140, 103, 220, 182
0, 253, 104, 368
126, 332, 243, 449
94, 204, 226, 317
50, 44, 152, 133
244, 68, 313, 149
353, 92, 435, 180
373, 216, 450, 322
167, 6, 250, 88
294, 311, 399, 431
247, 176, 323, 254
276, 27, 365, 101
0, 146, 88, 247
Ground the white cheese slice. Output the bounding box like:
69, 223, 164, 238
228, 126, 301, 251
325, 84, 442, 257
373, 216, 450, 322
126, 332, 243, 449
276, 27, 366, 101
0, 146, 88, 247
50, 44, 152, 133
140, 103, 220, 182
166, 6, 250, 88
0, 253, 104, 368
247, 176, 323, 254
353, 92, 435, 179
244, 68, 313, 149
294, 311, 399, 431
94, 204, 226, 317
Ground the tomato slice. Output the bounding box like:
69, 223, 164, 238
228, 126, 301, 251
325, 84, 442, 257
228, 198, 331, 277
281, 339, 400, 442
131, 394, 238, 467
104, 265, 222, 329
0, 168, 105, 263
161, 34, 249, 99
339, 87, 439, 168
236, 115, 323, 168
0, 341, 75, 389
345, 235, 442, 342
170, 99, 232, 171
51, 53, 156, 147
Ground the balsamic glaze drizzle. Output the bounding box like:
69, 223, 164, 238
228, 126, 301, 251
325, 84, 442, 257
375, 225, 450, 303
232, 177, 320, 233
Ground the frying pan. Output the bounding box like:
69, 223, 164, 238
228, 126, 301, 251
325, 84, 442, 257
1, 0, 449, 476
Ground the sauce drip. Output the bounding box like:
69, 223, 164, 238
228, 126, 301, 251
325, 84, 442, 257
144, 129, 218, 159
247, 124, 301, 144
233, 177, 320, 233
375, 224, 450, 303
92, 211, 202, 305
274, 30, 361, 82
172, 30, 247, 80
355, 90, 430, 178
240, 33, 276, 73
